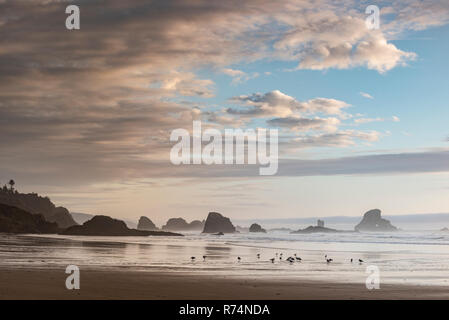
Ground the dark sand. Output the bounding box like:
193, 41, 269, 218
1, 268, 448, 299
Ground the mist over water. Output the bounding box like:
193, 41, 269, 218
234, 213, 449, 232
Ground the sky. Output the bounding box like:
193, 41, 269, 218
0, 0, 448, 225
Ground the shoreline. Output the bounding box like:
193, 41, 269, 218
1, 267, 448, 300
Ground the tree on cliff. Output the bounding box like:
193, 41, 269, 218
8, 179, 15, 191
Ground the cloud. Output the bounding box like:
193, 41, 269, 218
353, 116, 400, 125
298, 98, 350, 115
227, 90, 298, 117
353, 33, 416, 73
221, 68, 259, 84
227, 90, 350, 118
225, 90, 352, 139
290, 130, 380, 148
384, 0, 449, 33
271, 149, 449, 177
354, 117, 384, 124
274, 12, 417, 73
4, 146, 448, 185
268, 116, 340, 132
360, 92, 374, 99
0, 0, 447, 191
157, 72, 215, 97
222, 68, 246, 77
203, 110, 248, 128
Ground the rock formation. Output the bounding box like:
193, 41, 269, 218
137, 216, 158, 231
188, 220, 205, 230
202, 212, 235, 233
162, 218, 204, 231
354, 209, 397, 232
291, 225, 339, 234
71, 212, 136, 229
61, 215, 182, 236
0, 188, 77, 228
0, 203, 59, 234
249, 223, 266, 233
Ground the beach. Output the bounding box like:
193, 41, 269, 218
1, 268, 449, 300
1, 232, 449, 299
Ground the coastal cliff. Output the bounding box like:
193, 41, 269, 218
0, 203, 59, 234
0, 187, 77, 228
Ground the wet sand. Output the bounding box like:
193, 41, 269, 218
1, 268, 448, 300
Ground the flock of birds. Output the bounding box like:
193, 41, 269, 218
190, 253, 364, 264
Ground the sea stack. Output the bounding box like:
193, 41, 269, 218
162, 218, 189, 231
202, 212, 235, 233
61, 215, 183, 236
137, 216, 158, 231
188, 220, 205, 230
162, 218, 205, 231
249, 223, 266, 233
354, 209, 397, 232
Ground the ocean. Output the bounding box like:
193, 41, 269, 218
1, 230, 449, 287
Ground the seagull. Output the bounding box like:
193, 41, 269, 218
326, 258, 333, 263
203, 255, 207, 261
191, 257, 196, 261
270, 258, 275, 263
257, 254, 260, 259
287, 257, 295, 263
359, 259, 364, 263
295, 257, 302, 261
237, 256, 241, 262
350, 258, 353, 263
